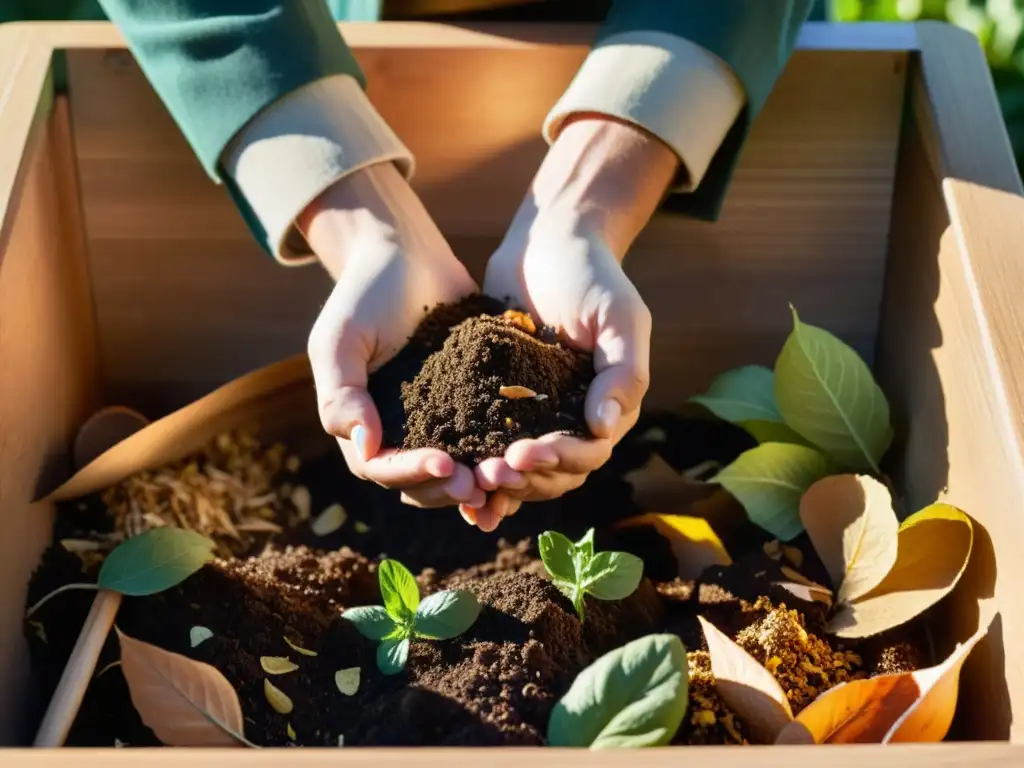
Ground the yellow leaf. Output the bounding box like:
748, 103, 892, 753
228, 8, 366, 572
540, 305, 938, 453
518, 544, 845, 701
286, 723, 296, 741
264, 678, 293, 715
335, 667, 361, 696
116, 628, 248, 747
697, 616, 793, 742
284, 636, 318, 657
829, 504, 973, 638
800, 474, 899, 604
616, 513, 731, 580
623, 454, 719, 514
260, 656, 298, 675
776, 620, 989, 744
310, 503, 347, 536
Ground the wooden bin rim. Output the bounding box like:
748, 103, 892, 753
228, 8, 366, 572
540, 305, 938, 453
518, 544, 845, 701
2, 18, 1024, 766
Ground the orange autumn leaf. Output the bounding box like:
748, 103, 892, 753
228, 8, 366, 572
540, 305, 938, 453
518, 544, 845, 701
776, 619, 990, 744
616, 513, 731, 580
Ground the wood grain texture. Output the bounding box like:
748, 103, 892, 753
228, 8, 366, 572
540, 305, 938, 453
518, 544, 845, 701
0, 86, 102, 743
66, 40, 907, 415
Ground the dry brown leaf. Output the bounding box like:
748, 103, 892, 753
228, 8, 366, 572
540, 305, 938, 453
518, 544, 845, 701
260, 656, 298, 675
616, 513, 731, 580
264, 678, 293, 714
829, 504, 973, 638
774, 581, 833, 608
623, 454, 719, 513
335, 667, 361, 696
117, 628, 249, 747
697, 616, 793, 742
800, 474, 899, 604
776, 620, 989, 744
310, 503, 347, 536
284, 637, 317, 657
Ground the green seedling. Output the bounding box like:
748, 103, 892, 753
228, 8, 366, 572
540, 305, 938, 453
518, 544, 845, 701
538, 528, 643, 622
343, 559, 481, 675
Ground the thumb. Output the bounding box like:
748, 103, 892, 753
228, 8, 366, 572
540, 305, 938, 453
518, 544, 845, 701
308, 335, 383, 462
585, 307, 651, 439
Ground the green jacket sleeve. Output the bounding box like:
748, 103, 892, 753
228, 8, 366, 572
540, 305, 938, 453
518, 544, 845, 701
96, 0, 364, 181
599, 0, 816, 220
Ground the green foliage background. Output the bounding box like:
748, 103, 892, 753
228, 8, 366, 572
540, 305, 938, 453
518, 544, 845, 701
830, 0, 1024, 176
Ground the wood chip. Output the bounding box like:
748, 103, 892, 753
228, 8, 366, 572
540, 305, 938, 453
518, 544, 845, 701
260, 656, 299, 675
264, 678, 293, 714
284, 636, 318, 657
499, 385, 538, 399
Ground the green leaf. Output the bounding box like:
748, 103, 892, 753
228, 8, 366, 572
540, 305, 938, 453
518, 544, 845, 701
774, 307, 893, 473
376, 636, 410, 675
583, 552, 643, 602
97, 528, 215, 596
575, 528, 596, 559
377, 559, 419, 621
690, 365, 784, 423
413, 590, 481, 640
740, 419, 811, 446
538, 531, 576, 584
712, 443, 833, 541
342, 605, 398, 640
548, 634, 688, 748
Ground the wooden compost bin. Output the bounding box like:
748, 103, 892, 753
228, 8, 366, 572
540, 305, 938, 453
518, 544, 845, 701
2, 18, 1024, 766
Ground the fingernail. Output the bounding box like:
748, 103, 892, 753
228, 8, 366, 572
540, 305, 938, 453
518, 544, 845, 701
597, 399, 621, 435
351, 424, 370, 462
458, 505, 477, 525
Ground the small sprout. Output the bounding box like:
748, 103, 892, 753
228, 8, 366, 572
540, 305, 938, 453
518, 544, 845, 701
343, 559, 481, 675
264, 678, 293, 714
335, 667, 360, 696
284, 636, 317, 657
260, 656, 299, 675
502, 309, 536, 334
286, 723, 297, 741
29, 620, 47, 644
190, 626, 214, 648
353, 521, 371, 534
285, 455, 301, 473
290, 486, 311, 521
499, 385, 538, 400
310, 503, 347, 536
538, 528, 644, 622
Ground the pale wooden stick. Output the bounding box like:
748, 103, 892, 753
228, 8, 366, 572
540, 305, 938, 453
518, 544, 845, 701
33, 589, 122, 746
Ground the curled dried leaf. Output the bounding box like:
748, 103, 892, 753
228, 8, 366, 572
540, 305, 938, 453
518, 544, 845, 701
499, 385, 538, 400
828, 504, 974, 638
189, 626, 213, 648
260, 656, 298, 675
335, 667, 361, 696
310, 503, 347, 536
616, 513, 731, 580
776, 619, 989, 744
623, 454, 719, 513
698, 616, 793, 742
264, 678, 293, 714
284, 637, 318, 657
800, 474, 899, 604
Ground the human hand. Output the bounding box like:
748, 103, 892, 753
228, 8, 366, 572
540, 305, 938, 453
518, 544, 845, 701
301, 162, 487, 510
465, 116, 680, 531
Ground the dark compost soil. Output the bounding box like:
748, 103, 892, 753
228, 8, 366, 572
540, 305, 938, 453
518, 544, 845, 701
22, 412, 927, 748
368, 296, 594, 465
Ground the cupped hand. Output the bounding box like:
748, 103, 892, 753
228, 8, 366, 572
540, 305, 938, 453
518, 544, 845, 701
301, 162, 486, 510
461, 115, 680, 531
